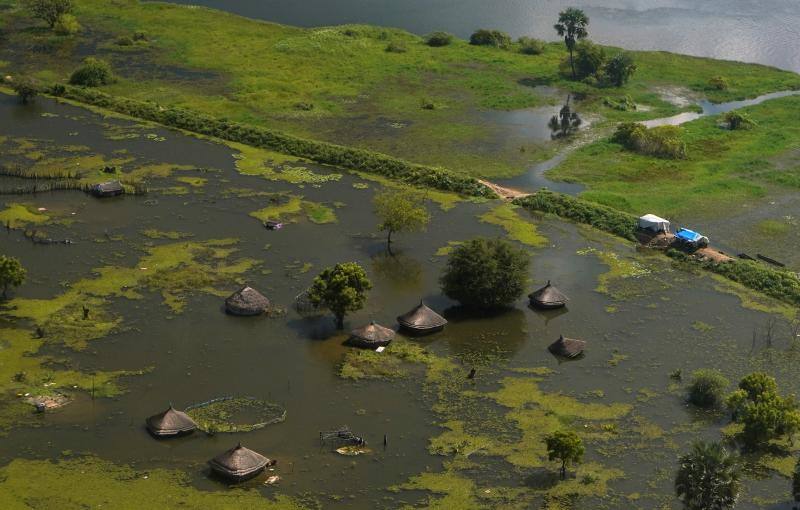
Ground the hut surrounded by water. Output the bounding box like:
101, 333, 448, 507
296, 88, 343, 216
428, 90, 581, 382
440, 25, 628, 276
225, 286, 270, 316
208, 443, 275, 481
90, 180, 124, 197
397, 301, 447, 335
145, 405, 197, 437
548, 335, 586, 359
347, 321, 395, 349
529, 281, 568, 309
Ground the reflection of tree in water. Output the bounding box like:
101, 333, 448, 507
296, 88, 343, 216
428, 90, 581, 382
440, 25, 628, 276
548, 95, 582, 139
371, 252, 423, 291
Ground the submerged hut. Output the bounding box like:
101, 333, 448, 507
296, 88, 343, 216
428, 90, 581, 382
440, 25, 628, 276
347, 321, 395, 349
145, 405, 197, 437
225, 286, 270, 316
208, 443, 275, 481
90, 181, 124, 197
548, 335, 586, 359
397, 301, 447, 335
529, 281, 569, 309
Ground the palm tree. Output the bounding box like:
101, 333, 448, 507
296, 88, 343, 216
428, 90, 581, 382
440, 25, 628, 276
675, 441, 741, 510
553, 7, 589, 79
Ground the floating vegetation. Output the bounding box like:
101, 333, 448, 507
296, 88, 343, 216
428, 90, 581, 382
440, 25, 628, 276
435, 241, 463, 256
0, 203, 50, 228
185, 396, 287, 433
479, 203, 546, 247
250, 193, 337, 224
140, 229, 194, 240
232, 143, 341, 184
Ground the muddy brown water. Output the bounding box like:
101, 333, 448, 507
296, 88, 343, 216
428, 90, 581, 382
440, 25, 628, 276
2, 95, 800, 508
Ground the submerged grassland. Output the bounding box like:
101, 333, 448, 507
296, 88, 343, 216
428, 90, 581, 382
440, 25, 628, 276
1, 0, 798, 177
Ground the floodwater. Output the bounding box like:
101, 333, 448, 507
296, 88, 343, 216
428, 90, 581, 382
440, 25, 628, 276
163, 0, 800, 73
2, 94, 800, 508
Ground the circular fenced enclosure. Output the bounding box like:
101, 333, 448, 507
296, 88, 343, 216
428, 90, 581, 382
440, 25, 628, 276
185, 396, 287, 433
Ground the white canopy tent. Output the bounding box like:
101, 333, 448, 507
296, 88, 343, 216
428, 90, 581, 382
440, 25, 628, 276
638, 214, 670, 233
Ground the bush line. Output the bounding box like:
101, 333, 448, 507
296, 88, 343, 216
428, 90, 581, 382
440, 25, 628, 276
46, 85, 494, 198
515, 190, 800, 306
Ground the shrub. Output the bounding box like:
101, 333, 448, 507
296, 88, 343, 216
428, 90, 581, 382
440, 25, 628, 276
518, 36, 545, 55
385, 41, 407, 53
420, 98, 436, 110
23, 0, 72, 28
604, 52, 637, 86
573, 40, 606, 79
115, 36, 134, 46
11, 76, 40, 104
0, 254, 27, 298
725, 372, 800, 448
687, 369, 729, 408
425, 31, 453, 47
708, 76, 729, 90
612, 123, 687, 159
469, 29, 511, 48
132, 31, 148, 42
53, 13, 79, 35
723, 111, 756, 130
50, 85, 493, 197
603, 95, 636, 111
69, 58, 114, 87
440, 237, 529, 310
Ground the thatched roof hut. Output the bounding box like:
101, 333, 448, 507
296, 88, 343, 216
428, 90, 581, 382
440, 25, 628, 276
208, 443, 275, 481
225, 286, 270, 316
146, 405, 197, 437
347, 321, 395, 349
397, 301, 447, 335
548, 335, 586, 359
529, 281, 568, 309
90, 181, 124, 197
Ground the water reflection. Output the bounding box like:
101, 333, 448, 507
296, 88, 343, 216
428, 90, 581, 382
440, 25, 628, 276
547, 96, 582, 139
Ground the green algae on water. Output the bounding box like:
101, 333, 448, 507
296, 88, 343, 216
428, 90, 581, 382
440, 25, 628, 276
479, 203, 546, 247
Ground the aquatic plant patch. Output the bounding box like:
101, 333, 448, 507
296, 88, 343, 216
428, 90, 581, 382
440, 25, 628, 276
186, 396, 287, 433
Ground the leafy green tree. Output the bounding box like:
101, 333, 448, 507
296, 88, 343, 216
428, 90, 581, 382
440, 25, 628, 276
675, 441, 741, 510
723, 111, 756, 130
604, 52, 637, 86
553, 7, 589, 79
53, 12, 80, 35
725, 372, 800, 448
573, 40, 605, 80
0, 255, 27, 299
23, 0, 72, 28
11, 76, 39, 104
69, 57, 114, 87
440, 237, 529, 310
308, 262, 372, 329
373, 189, 430, 252
687, 369, 729, 408
545, 430, 584, 480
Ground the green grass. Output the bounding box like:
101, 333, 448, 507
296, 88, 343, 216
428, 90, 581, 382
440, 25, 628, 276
2, 0, 798, 178
550, 95, 800, 217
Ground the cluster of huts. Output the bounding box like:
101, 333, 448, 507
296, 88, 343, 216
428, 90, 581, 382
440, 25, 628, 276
145, 280, 583, 484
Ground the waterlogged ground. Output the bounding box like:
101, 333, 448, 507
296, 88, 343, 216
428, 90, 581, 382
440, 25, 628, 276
1, 95, 800, 509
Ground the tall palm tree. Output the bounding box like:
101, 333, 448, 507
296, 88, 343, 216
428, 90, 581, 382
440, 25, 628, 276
675, 441, 741, 510
553, 8, 589, 79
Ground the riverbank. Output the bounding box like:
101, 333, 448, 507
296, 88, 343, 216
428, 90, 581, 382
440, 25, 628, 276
1, 0, 799, 179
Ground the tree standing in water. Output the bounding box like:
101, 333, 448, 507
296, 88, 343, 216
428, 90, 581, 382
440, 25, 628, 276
545, 430, 584, 480
373, 189, 430, 254
307, 262, 372, 329
554, 7, 589, 80
675, 441, 741, 510
0, 255, 26, 299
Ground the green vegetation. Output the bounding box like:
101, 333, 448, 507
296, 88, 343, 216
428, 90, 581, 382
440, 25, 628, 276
554, 7, 589, 80
573, 40, 605, 81
307, 262, 372, 328
186, 397, 286, 433
726, 372, 800, 448
440, 237, 529, 310
723, 110, 757, 130
53, 12, 79, 35
687, 369, 729, 408
0, 456, 308, 509
545, 430, 585, 480
249, 194, 337, 224
793, 457, 800, 504
517, 36, 545, 55
23, 0, 72, 28
0, 254, 26, 298
10, 75, 39, 103
612, 122, 687, 159
675, 441, 741, 510
469, 29, 511, 49
373, 188, 430, 251
605, 52, 637, 86
69, 57, 114, 87
478, 203, 546, 247
425, 31, 453, 47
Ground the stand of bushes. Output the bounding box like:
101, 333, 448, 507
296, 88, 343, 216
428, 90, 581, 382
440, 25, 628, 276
612, 122, 687, 159
46, 85, 493, 198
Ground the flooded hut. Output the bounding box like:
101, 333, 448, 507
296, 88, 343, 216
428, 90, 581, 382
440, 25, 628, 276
548, 335, 586, 359
90, 180, 124, 197
529, 281, 569, 309
347, 321, 395, 349
145, 405, 197, 437
208, 443, 275, 481
397, 301, 447, 335
225, 285, 270, 316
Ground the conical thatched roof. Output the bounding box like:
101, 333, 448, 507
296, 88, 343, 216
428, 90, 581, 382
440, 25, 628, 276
529, 281, 568, 309
225, 286, 270, 316
397, 301, 447, 334
348, 321, 395, 349
208, 443, 274, 480
548, 335, 586, 359
146, 405, 197, 437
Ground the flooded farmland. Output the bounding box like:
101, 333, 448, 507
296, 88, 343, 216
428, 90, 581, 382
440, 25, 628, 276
1, 93, 800, 509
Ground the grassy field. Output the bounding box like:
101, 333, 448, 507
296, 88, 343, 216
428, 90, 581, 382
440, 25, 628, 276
1, 0, 799, 178
548, 95, 800, 217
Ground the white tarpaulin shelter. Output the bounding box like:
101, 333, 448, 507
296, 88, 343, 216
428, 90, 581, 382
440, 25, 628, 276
638, 214, 670, 233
